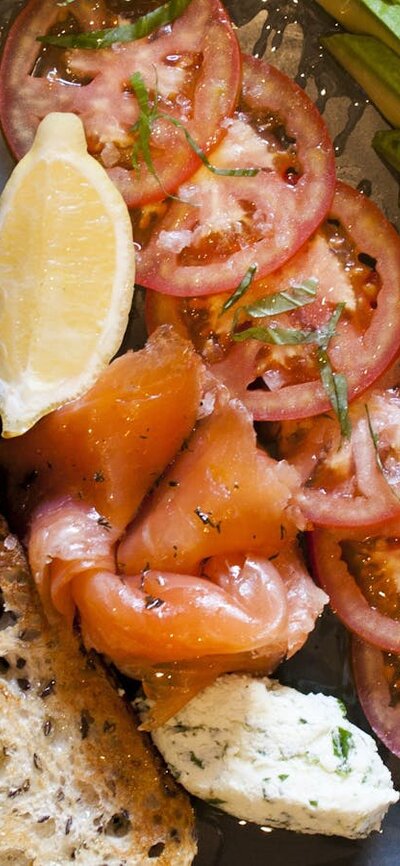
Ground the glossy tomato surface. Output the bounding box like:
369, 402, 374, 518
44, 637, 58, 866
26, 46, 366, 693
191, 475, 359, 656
146, 182, 400, 422
0, 0, 241, 207
277, 387, 400, 528
310, 525, 400, 652
1, 1, 400, 865
135, 53, 336, 296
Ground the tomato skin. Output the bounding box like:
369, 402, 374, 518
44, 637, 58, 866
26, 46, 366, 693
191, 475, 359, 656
135, 53, 335, 295
279, 394, 400, 528
310, 528, 400, 652
352, 637, 400, 759
0, 0, 241, 207
231, 184, 400, 420
145, 182, 400, 421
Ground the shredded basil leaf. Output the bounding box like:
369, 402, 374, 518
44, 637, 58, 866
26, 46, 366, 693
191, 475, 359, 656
38, 0, 193, 48
220, 265, 258, 314
232, 301, 351, 436
317, 350, 351, 439
244, 277, 318, 318
128, 72, 258, 187
130, 72, 163, 184
232, 324, 314, 345
332, 726, 354, 773
231, 301, 340, 347
314, 303, 351, 437
161, 114, 259, 177
315, 302, 345, 350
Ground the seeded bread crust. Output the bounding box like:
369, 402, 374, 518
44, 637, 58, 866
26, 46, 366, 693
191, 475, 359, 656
0, 517, 196, 866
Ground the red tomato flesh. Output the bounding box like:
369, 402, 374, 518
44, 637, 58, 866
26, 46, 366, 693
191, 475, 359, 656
135, 53, 335, 295
352, 637, 400, 759
0, 0, 241, 207
147, 182, 400, 422
310, 524, 400, 652
278, 388, 400, 527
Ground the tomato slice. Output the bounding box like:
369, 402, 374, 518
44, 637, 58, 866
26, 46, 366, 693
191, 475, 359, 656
310, 525, 400, 652
278, 389, 400, 527
147, 182, 400, 421
352, 637, 400, 759
0, 0, 241, 207
135, 53, 335, 295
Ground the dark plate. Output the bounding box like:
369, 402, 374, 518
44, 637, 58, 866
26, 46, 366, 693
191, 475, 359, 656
0, 1, 399, 864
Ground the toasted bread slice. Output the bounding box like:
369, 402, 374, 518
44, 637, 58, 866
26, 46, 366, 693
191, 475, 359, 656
0, 517, 196, 866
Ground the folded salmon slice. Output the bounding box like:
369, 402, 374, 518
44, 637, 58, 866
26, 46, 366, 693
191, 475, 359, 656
118, 394, 302, 574
0, 326, 204, 531
28, 497, 325, 726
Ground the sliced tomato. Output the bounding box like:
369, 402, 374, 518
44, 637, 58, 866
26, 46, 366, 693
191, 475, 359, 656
352, 637, 400, 758
0, 0, 240, 207
310, 525, 400, 652
278, 388, 400, 527
146, 182, 400, 421
117, 390, 303, 575
0, 326, 205, 532
135, 52, 335, 295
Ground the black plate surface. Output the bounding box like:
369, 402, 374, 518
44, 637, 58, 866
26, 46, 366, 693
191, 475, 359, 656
0, 1, 399, 864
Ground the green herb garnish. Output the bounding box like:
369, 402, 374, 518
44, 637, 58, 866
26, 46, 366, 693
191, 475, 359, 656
314, 304, 351, 439
189, 751, 205, 769
38, 0, 194, 49
232, 324, 314, 345
130, 71, 163, 187
243, 277, 318, 318
220, 266, 258, 315
317, 350, 351, 439
162, 115, 258, 177
127, 73, 258, 185
232, 301, 351, 437
332, 726, 354, 773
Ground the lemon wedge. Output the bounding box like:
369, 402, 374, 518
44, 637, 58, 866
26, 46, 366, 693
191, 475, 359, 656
0, 112, 135, 437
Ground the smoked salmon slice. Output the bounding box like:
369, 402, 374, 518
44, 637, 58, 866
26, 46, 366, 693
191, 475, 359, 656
0, 326, 204, 531
118, 393, 303, 574
28, 496, 325, 726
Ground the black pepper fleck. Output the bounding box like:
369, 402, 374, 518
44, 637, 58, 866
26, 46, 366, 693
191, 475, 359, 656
144, 594, 165, 610
65, 817, 73, 835
17, 677, 31, 692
